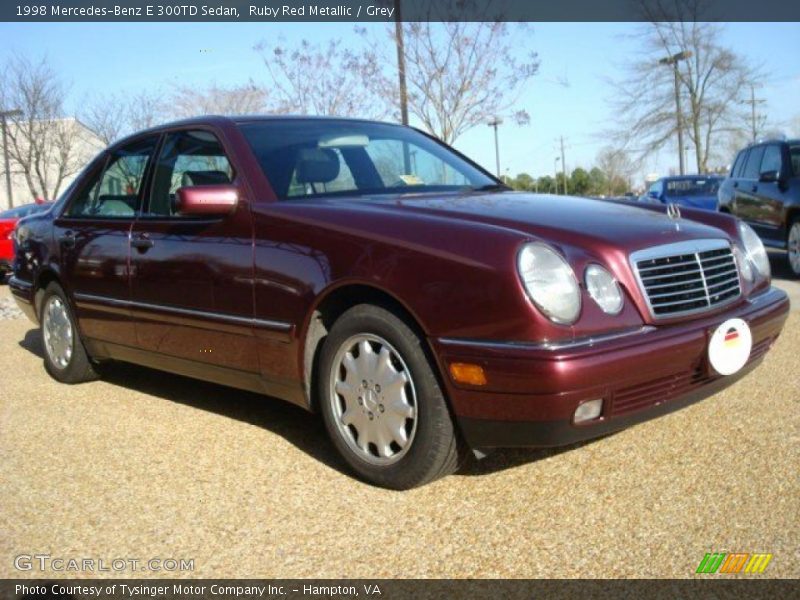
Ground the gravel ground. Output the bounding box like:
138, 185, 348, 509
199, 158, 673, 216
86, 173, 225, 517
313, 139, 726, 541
0, 283, 797, 579
0, 297, 23, 320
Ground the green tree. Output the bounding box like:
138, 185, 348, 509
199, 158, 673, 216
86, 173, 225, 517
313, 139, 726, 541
537, 175, 555, 193
588, 168, 607, 196
512, 172, 535, 191
569, 167, 591, 195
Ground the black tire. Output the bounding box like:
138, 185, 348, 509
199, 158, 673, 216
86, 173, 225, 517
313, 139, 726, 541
40, 282, 100, 384
318, 304, 463, 489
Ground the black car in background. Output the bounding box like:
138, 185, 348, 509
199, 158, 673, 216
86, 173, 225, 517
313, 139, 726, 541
718, 139, 800, 276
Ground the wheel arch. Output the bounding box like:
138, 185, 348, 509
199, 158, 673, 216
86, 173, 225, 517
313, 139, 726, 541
33, 267, 64, 319
787, 206, 800, 230
301, 282, 441, 413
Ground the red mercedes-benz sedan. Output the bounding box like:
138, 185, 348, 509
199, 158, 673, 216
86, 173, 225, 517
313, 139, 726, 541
9, 116, 789, 488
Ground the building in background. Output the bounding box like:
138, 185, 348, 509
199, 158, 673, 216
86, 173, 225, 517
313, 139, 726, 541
0, 117, 104, 211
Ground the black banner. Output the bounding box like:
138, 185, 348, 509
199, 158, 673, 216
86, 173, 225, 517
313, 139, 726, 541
1, 579, 797, 600
3, 0, 800, 22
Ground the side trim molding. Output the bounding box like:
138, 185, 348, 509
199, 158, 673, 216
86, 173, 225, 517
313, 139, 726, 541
73, 292, 293, 334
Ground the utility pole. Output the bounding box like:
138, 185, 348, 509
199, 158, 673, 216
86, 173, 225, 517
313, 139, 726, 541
745, 84, 766, 143
0, 109, 22, 209
488, 116, 503, 177
554, 157, 560, 194
394, 0, 408, 126
394, 0, 411, 175
560, 136, 567, 195
659, 50, 692, 176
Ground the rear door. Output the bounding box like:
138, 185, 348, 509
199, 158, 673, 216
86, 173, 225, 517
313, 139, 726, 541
129, 128, 258, 373
732, 144, 766, 233
718, 149, 746, 214
54, 136, 159, 346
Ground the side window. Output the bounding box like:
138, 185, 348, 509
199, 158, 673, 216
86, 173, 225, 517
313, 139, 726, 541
790, 145, 800, 177
730, 150, 746, 178
760, 144, 783, 175
741, 146, 765, 180
65, 137, 158, 218
148, 130, 234, 217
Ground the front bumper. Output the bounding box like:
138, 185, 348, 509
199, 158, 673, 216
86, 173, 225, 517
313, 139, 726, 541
433, 287, 790, 450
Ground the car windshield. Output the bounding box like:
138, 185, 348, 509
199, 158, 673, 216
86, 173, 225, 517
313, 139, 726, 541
664, 178, 721, 197
0, 203, 51, 219
239, 119, 496, 200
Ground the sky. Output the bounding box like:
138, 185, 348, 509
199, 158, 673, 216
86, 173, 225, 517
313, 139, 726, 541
1, 21, 798, 188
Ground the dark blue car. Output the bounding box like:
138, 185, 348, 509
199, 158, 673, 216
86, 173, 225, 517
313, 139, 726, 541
645, 175, 723, 211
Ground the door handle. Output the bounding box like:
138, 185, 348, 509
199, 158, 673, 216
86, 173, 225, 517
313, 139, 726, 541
58, 231, 75, 248
751, 184, 758, 193
131, 233, 154, 252
733, 181, 739, 189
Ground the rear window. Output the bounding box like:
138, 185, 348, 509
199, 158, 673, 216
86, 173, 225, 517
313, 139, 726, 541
664, 178, 721, 196
730, 150, 746, 177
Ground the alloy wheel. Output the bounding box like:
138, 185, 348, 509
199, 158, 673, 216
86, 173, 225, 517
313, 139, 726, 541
789, 222, 800, 275
329, 334, 418, 465
43, 296, 74, 370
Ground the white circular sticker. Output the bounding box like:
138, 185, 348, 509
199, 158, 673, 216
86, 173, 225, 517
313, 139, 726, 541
708, 318, 752, 376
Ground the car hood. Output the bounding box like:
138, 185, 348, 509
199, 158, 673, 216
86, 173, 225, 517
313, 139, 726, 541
664, 194, 717, 211
360, 192, 728, 254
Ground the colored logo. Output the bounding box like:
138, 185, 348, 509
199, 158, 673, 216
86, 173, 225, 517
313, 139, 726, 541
696, 553, 772, 574
708, 318, 752, 376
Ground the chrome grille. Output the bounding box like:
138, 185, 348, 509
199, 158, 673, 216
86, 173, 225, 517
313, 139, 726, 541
631, 240, 741, 318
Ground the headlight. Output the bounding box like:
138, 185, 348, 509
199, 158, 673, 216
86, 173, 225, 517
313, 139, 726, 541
738, 221, 770, 279
517, 243, 581, 324
585, 264, 623, 314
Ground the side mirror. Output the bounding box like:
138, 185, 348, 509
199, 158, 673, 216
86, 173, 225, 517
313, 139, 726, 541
175, 184, 239, 217
758, 170, 780, 184
648, 190, 659, 199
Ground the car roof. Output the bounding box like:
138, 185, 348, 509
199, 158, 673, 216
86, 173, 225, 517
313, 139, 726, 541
112, 114, 403, 148
740, 138, 800, 150
661, 175, 722, 181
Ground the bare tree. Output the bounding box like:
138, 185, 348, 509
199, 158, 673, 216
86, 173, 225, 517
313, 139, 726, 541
170, 80, 271, 118
362, 22, 539, 144
596, 146, 635, 195
83, 90, 167, 145
255, 38, 384, 118
610, 13, 761, 173
0, 55, 92, 202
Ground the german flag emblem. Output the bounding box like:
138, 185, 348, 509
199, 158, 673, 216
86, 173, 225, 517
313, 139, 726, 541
724, 328, 740, 347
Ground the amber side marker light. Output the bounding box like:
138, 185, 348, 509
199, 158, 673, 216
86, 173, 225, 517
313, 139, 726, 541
449, 362, 488, 386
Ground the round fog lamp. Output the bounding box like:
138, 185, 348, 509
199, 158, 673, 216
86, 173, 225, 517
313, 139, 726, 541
574, 399, 603, 423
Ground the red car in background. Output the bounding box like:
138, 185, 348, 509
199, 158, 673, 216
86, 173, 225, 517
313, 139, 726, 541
0, 202, 53, 278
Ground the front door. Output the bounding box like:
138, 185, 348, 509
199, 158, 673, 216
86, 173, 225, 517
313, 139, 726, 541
129, 128, 258, 373
750, 143, 790, 244
54, 136, 159, 346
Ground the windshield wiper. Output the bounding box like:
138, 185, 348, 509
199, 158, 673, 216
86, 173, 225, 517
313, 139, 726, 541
470, 183, 512, 192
